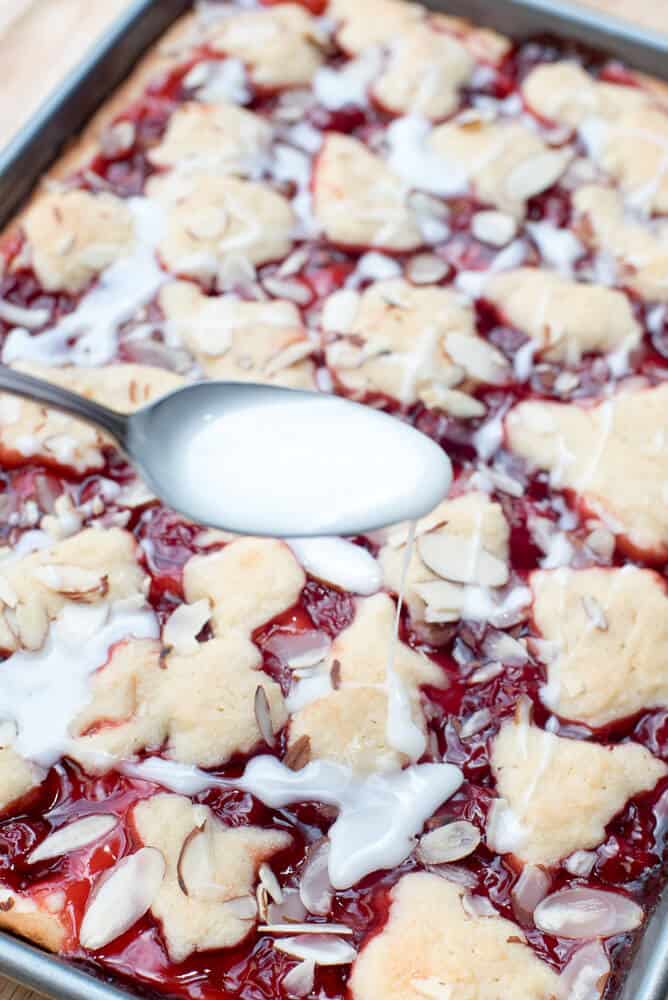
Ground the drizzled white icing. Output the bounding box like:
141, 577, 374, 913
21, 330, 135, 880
0, 599, 158, 768
240, 756, 463, 888
527, 222, 584, 275
121, 754, 463, 888
386, 116, 467, 196
313, 49, 382, 109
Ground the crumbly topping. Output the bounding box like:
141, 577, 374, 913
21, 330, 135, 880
372, 25, 474, 119
206, 4, 325, 88
73, 539, 304, 767
573, 184, 668, 302
313, 135, 423, 250
380, 494, 510, 626
288, 593, 445, 773
160, 281, 315, 389
147, 171, 295, 282
349, 872, 561, 1000
532, 566, 668, 726
324, 280, 507, 405
0, 363, 183, 473
430, 119, 573, 219
490, 714, 667, 864
506, 383, 668, 559
132, 793, 291, 961
487, 268, 642, 362
21, 190, 135, 293
148, 102, 272, 175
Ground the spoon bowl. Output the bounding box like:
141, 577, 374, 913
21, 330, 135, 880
0, 368, 452, 537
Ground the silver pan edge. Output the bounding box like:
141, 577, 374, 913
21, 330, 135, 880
0, 0, 666, 997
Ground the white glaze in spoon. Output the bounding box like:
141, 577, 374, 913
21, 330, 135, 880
0, 371, 452, 537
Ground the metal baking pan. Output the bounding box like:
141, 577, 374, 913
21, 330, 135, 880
0, 0, 667, 998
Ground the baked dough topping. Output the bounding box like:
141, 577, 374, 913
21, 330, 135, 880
573, 184, 668, 301
147, 171, 295, 282
379, 493, 510, 627
486, 268, 642, 362
132, 793, 291, 961
349, 873, 561, 1000
313, 134, 424, 250
532, 566, 668, 727
430, 120, 573, 219
21, 190, 135, 294
287, 592, 445, 773
506, 383, 668, 559
160, 281, 316, 388
372, 25, 474, 120
206, 4, 325, 89
489, 711, 667, 864
324, 279, 508, 405
148, 102, 272, 176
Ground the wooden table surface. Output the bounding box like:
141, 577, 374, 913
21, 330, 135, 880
0, 0, 666, 997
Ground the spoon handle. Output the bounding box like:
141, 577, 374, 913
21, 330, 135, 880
0, 365, 128, 445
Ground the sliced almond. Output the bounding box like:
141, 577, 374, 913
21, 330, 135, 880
445, 332, 509, 385
176, 822, 225, 901
259, 863, 283, 905
284, 735, 311, 772
100, 121, 136, 158
31, 565, 108, 601
511, 865, 550, 924
321, 290, 360, 334
273, 933, 357, 966
406, 254, 449, 286
254, 685, 276, 748
582, 594, 608, 631
459, 708, 492, 738
299, 840, 332, 917
282, 958, 316, 998
417, 820, 481, 864
29, 814, 117, 864
482, 631, 528, 666
262, 276, 312, 305
424, 387, 486, 420
260, 922, 353, 936
505, 150, 570, 203
586, 526, 615, 561
534, 888, 643, 939
79, 847, 165, 951
417, 533, 509, 588
471, 211, 517, 247
413, 579, 465, 613
14, 601, 49, 650
263, 340, 314, 376
0, 299, 50, 329
163, 599, 211, 656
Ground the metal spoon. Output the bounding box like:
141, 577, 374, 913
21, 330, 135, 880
0, 367, 452, 537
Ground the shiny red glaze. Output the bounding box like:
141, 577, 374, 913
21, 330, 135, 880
260, 0, 328, 12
